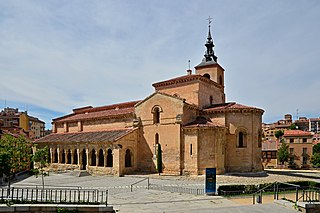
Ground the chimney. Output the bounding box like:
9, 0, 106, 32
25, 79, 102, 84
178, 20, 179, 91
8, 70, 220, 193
187, 69, 192, 75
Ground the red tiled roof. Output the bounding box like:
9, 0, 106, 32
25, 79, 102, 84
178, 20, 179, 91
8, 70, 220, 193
55, 107, 135, 123
53, 100, 140, 123
35, 128, 136, 143
203, 102, 263, 112
283, 130, 313, 137
184, 116, 224, 128
152, 74, 221, 89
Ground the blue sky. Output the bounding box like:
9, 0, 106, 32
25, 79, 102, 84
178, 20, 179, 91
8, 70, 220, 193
0, 0, 319, 128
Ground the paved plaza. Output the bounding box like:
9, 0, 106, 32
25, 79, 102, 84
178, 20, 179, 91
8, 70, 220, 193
4, 169, 320, 212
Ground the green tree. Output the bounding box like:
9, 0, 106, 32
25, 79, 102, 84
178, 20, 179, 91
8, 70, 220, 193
275, 130, 284, 139
313, 143, 320, 154
289, 123, 298, 130
311, 153, 320, 167
157, 144, 162, 174
32, 146, 50, 190
0, 134, 33, 191
277, 139, 289, 165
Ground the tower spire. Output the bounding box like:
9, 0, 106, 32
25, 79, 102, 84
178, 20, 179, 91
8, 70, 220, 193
204, 16, 218, 63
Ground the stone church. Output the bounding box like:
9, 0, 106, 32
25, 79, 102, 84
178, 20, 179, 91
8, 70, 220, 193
36, 25, 264, 176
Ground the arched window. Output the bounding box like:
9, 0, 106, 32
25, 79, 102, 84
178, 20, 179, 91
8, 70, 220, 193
98, 149, 104, 167
237, 131, 247, 148
61, 149, 66, 163
153, 108, 160, 124
203, 73, 210, 79
73, 149, 78, 164
125, 149, 132, 167
54, 148, 58, 163
106, 149, 113, 167
209, 96, 213, 105
91, 149, 96, 166
67, 149, 71, 164
219, 75, 223, 85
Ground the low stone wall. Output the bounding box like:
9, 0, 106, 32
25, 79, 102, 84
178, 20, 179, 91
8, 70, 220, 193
0, 204, 114, 213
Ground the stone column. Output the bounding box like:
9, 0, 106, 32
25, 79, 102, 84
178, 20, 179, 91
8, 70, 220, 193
77, 148, 80, 168
86, 148, 89, 168
104, 149, 108, 167
50, 147, 53, 164
57, 147, 60, 164
113, 148, 123, 177
96, 151, 99, 167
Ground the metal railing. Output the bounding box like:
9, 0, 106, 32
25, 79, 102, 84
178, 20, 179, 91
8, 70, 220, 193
150, 185, 204, 195
0, 187, 108, 205
130, 177, 149, 192
301, 187, 320, 202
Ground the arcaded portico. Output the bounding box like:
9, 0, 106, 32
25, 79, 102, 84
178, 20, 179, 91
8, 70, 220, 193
37, 128, 138, 176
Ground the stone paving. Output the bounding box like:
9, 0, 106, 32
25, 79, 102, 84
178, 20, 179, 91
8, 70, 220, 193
4, 169, 319, 212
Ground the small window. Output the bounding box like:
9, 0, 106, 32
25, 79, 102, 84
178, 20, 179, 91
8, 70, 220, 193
152, 106, 162, 124
303, 138, 307, 143
203, 73, 210, 79
237, 131, 247, 148
190, 144, 193, 156
290, 138, 294, 143
271, 151, 277, 159
302, 156, 308, 165
289, 148, 294, 154
303, 148, 307, 155
209, 96, 213, 105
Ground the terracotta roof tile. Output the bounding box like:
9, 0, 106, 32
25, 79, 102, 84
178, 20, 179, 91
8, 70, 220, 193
55, 107, 135, 123
53, 100, 140, 123
35, 128, 136, 143
152, 74, 221, 89
184, 116, 224, 128
283, 130, 313, 137
203, 102, 263, 112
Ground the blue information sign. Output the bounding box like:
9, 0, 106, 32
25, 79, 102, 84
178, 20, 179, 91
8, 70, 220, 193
205, 168, 216, 195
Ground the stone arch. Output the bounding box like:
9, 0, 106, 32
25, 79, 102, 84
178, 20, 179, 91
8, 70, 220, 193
67, 149, 71, 164
91, 149, 96, 166
98, 149, 104, 167
236, 127, 248, 148
73, 149, 78, 164
125, 149, 133, 168
106, 149, 113, 167
203, 73, 210, 79
151, 105, 163, 124
61, 149, 66, 164
53, 148, 58, 163
81, 149, 87, 170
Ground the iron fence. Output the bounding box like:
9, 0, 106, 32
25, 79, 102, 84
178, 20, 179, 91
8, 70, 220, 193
0, 187, 108, 205
150, 185, 204, 195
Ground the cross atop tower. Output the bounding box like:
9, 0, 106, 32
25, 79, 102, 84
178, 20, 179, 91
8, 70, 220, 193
206, 16, 213, 28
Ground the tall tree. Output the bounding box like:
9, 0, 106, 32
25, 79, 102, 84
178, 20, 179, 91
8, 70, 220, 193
0, 134, 33, 191
157, 144, 162, 174
275, 130, 284, 139
278, 139, 289, 165
32, 146, 50, 190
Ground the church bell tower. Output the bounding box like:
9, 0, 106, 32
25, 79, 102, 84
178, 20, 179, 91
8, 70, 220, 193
195, 18, 225, 89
